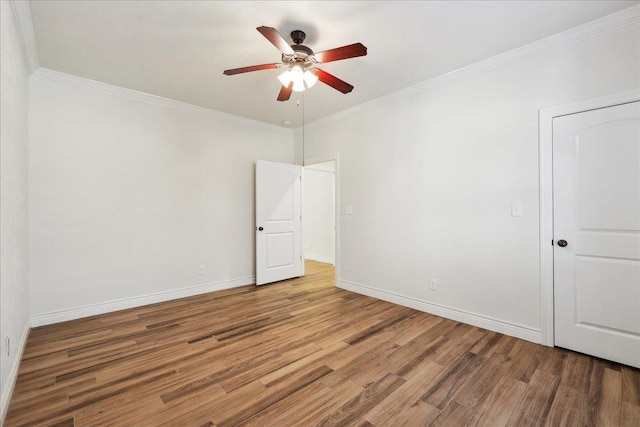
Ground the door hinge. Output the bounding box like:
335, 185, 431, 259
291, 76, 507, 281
551, 240, 554, 246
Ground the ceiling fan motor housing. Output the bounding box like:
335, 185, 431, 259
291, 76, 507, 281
291, 30, 306, 44
283, 30, 315, 64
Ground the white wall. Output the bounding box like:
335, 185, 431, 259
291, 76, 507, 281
29, 75, 293, 322
303, 161, 335, 264
297, 22, 640, 341
0, 1, 31, 420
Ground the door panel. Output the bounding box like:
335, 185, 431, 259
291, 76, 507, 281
576, 257, 640, 334
553, 101, 640, 368
266, 232, 295, 268
266, 171, 296, 221
576, 122, 640, 230
256, 160, 302, 285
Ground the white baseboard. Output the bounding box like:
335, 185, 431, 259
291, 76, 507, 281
338, 279, 541, 344
304, 253, 335, 265
1, 323, 30, 425
31, 276, 255, 327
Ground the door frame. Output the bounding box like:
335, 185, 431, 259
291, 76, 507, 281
538, 89, 640, 346
303, 155, 340, 284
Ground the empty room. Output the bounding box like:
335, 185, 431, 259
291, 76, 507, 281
1, 1, 639, 426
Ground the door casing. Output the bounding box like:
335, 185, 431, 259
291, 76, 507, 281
538, 88, 640, 346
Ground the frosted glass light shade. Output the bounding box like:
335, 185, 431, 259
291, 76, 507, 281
290, 66, 304, 92
277, 70, 292, 86
303, 70, 318, 88
278, 65, 317, 92
292, 79, 305, 92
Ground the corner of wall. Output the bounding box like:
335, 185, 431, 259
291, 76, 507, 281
1, 1, 34, 421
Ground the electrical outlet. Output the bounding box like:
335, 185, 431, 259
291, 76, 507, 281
198, 265, 205, 275
5, 336, 10, 357
429, 278, 437, 291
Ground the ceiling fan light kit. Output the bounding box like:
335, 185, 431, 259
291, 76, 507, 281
223, 26, 367, 101
278, 66, 318, 92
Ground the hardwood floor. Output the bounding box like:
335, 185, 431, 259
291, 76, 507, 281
5, 260, 640, 426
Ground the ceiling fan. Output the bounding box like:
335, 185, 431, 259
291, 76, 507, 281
223, 26, 367, 102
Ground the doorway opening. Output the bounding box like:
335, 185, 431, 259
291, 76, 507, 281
303, 158, 338, 285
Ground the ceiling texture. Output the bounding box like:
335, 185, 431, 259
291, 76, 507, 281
29, 1, 638, 127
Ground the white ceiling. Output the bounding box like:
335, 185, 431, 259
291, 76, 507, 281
29, 1, 638, 127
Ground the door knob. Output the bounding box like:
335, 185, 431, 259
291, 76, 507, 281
557, 239, 568, 247
258, 226, 264, 231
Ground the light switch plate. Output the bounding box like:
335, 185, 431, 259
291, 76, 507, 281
346, 205, 353, 215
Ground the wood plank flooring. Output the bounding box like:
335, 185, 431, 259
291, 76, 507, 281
5, 260, 640, 426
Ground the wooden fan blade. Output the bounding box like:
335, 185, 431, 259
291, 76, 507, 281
314, 69, 354, 94
313, 43, 367, 63
257, 26, 295, 55
223, 63, 280, 75
277, 82, 293, 102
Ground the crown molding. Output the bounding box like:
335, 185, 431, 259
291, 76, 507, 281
9, 0, 39, 74
302, 4, 640, 131
31, 68, 294, 134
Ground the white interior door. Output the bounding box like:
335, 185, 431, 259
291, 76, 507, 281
256, 160, 302, 285
553, 101, 640, 368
